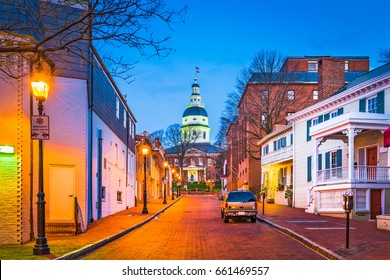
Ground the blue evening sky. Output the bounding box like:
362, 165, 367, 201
114, 0, 390, 143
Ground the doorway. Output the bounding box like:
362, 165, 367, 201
366, 146, 377, 180
370, 189, 382, 219
49, 165, 75, 221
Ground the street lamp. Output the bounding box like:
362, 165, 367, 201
31, 80, 50, 255
171, 169, 175, 200
142, 145, 149, 214
163, 161, 168, 204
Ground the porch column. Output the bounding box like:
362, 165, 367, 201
347, 128, 355, 182
313, 138, 319, 186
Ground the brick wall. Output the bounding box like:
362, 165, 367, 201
318, 58, 345, 99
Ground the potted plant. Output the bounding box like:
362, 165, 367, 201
277, 184, 285, 191
285, 184, 293, 207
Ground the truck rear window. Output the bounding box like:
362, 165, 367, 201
227, 192, 256, 202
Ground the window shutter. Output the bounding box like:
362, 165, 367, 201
359, 99, 366, 112
318, 153, 322, 171
281, 137, 286, 147
336, 149, 342, 167
306, 120, 312, 141
336, 149, 342, 178
325, 152, 330, 169
318, 115, 323, 123
325, 152, 330, 179
377, 91, 385, 114
307, 156, 312, 182
324, 113, 330, 121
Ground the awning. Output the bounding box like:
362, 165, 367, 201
384, 126, 390, 147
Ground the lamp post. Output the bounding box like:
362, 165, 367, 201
31, 80, 50, 255
176, 173, 180, 197
171, 169, 175, 200
163, 161, 168, 204
142, 145, 149, 214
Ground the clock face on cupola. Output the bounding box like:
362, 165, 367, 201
181, 76, 210, 143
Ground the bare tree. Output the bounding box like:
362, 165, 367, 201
163, 123, 200, 184
238, 49, 311, 160
215, 90, 240, 149
0, 0, 187, 81
148, 129, 164, 144
379, 48, 390, 64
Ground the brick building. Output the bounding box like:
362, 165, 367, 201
225, 56, 370, 196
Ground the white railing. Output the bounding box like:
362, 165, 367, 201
354, 165, 390, 182
261, 145, 293, 165
317, 165, 390, 184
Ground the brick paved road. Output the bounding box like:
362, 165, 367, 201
82, 196, 325, 260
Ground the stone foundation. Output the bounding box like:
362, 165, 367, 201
376, 215, 390, 231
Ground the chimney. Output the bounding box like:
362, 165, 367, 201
154, 137, 161, 148
318, 58, 345, 99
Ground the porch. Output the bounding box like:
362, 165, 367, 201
317, 165, 390, 184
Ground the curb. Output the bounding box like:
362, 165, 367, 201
56, 197, 182, 260
257, 215, 345, 260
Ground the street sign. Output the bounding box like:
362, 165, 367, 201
31, 115, 50, 140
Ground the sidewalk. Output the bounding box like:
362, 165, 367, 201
0, 197, 180, 260
257, 202, 390, 260
1, 196, 390, 260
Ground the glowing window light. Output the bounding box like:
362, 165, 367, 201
0, 145, 15, 154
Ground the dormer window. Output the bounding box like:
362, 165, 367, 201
308, 61, 318, 72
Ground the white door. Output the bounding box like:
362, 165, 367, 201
49, 165, 75, 221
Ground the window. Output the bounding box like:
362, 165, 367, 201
199, 158, 203, 166
117, 191, 122, 202
345, 61, 349, 71
102, 186, 106, 201
191, 158, 195, 165
123, 111, 127, 127
287, 90, 295, 100
174, 158, 179, 166
359, 92, 384, 114
203, 131, 206, 139
319, 190, 343, 209
263, 144, 269, 155
273, 137, 287, 151
208, 158, 212, 166
261, 90, 268, 99
313, 90, 318, 100
116, 98, 120, 119
325, 150, 342, 178
367, 96, 378, 113
356, 189, 367, 210
308, 61, 318, 71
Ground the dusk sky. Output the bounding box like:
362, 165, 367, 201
114, 0, 390, 143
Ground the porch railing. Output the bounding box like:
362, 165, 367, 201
317, 165, 390, 184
